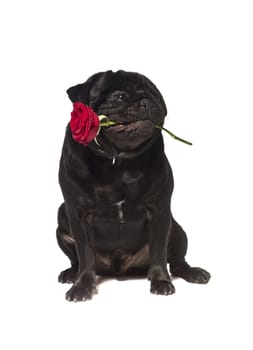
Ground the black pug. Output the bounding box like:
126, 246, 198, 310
57, 70, 210, 301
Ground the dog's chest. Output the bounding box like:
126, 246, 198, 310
94, 167, 146, 223
87, 158, 156, 247
95, 167, 144, 201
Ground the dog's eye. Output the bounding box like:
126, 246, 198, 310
112, 92, 128, 102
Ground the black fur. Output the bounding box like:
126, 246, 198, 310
57, 70, 210, 301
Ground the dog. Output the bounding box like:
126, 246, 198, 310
56, 70, 210, 301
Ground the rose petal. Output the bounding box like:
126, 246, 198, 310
70, 102, 100, 145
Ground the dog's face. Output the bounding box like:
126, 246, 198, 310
67, 70, 167, 153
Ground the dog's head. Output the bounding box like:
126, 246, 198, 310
67, 70, 167, 155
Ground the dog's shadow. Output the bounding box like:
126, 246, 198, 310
96, 274, 146, 286
96, 273, 178, 286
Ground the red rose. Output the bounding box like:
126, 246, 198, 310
70, 102, 100, 145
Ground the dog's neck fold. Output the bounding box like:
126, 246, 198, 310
88, 133, 162, 162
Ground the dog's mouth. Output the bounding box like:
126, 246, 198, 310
100, 119, 156, 151
105, 119, 154, 135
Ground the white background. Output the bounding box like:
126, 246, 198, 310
1, 0, 252, 349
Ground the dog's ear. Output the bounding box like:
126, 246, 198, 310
66, 83, 86, 103
89, 70, 114, 103
66, 71, 114, 106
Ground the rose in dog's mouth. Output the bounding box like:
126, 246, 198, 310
69, 102, 192, 146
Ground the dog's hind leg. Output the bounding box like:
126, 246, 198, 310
168, 217, 211, 284
56, 203, 78, 283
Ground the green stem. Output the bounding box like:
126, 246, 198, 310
100, 121, 117, 127
155, 125, 193, 146
99, 120, 192, 146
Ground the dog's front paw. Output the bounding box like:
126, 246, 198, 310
148, 265, 175, 295
66, 284, 97, 302
150, 280, 175, 295
65, 273, 97, 302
